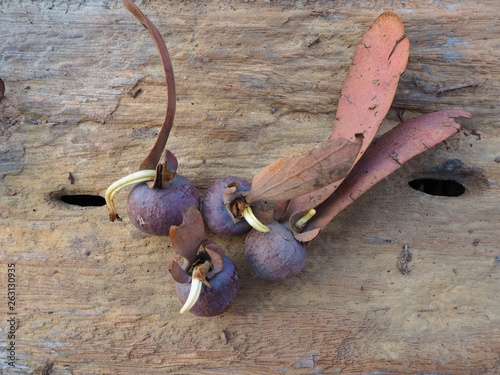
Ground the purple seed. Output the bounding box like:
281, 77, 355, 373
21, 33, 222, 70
245, 221, 306, 281
127, 175, 199, 236
175, 256, 239, 317
202, 176, 252, 236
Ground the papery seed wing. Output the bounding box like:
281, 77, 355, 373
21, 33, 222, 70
169, 205, 205, 264
330, 12, 410, 151
222, 183, 241, 205
169, 258, 191, 284
295, 109, 471, 242
204, 243, 225, 279
203, 240, 226, 257
246, 137, 362, 203
276, 12, 410, 221
165, 150, 178, 173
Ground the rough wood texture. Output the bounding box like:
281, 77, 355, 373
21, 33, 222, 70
1, 1, 499, 374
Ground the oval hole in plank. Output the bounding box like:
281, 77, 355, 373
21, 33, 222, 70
60, 194, 106, 207
408, 179, 465, 197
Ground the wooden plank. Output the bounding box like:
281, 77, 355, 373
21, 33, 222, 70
1, 1, 499, 374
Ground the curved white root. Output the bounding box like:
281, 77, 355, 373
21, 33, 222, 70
105, 170, 157, 220
179, 274, 203, 314
294, 209, 317, 231
242, 206, 269, 233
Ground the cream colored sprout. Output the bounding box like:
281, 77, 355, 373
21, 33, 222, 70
242, 206, 269, 233
179, 264, 212, 314
294, 209, 317, 231
105, 170, 157, 220
179, 277, 202, 314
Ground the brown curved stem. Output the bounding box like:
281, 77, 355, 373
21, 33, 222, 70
296, 109, 471, 241
123, 0, 176, 170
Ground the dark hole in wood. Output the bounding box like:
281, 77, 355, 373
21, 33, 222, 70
408, 179, 465, 197
0, 78, 5, 100
60, 194, 106, 207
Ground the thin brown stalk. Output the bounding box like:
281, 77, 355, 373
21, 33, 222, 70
122, 0, 176, 170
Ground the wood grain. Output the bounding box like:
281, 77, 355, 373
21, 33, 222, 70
1, 1, 499, 374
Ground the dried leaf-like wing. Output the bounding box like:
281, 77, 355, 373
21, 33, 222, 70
169, 258, 191, 284
158, 150, 177, 187
294, 227, 321, 243
165, 150, 178, 174
298, 109, 471, 241
222, 182, 245, 206
169, 205, 205, 264
202, 240, 226, 257
246, 137, 362, 203
277, 12, 410, 221
122, 0, 177, 170
204, 243, 225, 279
330, 12, 409, 151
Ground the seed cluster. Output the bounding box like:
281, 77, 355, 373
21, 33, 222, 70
104, 1, 471, 316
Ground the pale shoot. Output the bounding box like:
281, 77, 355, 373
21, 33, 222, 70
242, 206, 269, 233
179, 277, 202, 314
105, 170, 156, 221
294, 209, 316, 231
179, 262, 211, 314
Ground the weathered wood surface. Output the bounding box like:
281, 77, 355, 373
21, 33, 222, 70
1, 0, 499, 374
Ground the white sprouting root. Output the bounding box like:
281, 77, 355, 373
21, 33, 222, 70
179, 263, 212, 314
179, 276, 203, 314
105, 170, 157, 219
294, 209, 317, 231
242, 206, 269, 233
